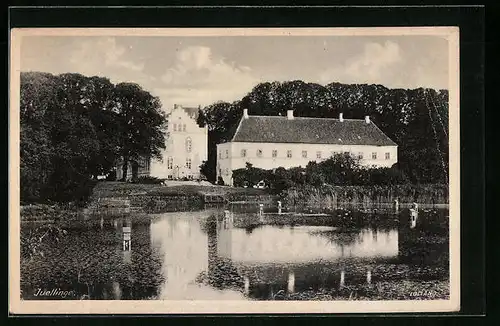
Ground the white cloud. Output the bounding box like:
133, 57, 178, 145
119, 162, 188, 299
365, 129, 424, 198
320, 41, 403, 86
68, 37, 154, 87
158, 46, 259, 109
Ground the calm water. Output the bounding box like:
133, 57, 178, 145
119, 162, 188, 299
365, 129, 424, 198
20, 205, 449, 300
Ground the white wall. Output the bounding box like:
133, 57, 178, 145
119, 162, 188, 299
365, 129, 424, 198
150, 107, 208, 179
217, 142, 397, 185
216, 142, 233, 184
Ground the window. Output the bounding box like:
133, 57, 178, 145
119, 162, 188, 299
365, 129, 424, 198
344, 151, 350, 156
182, 124, 186, 132
302, 150, 308, 158
316, 151, 322, 159
167, 157, 173, 169
225, 150, 229, 159
287, 150, 292, 158
185, 137, 192, 153
372, 152, 377, 160
358, 152, 364, 159
257, 149, 263, 157
241, 149, 247, 157
385, 152, 390, 160
272, 150, 278, 158
186, 158, 192, 169
173, 124, 177, 131
225, 168, 230, 176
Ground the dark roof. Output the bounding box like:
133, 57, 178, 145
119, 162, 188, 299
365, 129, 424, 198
166, 105, 201, 120
181, 106, 201, 120
230, 116, 397, 146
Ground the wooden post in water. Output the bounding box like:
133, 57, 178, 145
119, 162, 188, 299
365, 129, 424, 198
123, 225, 131, 251
340, 270, 345, 288
244, 276, 250, 295
259, 204, 264, 222
394, 198, 399, 213
224, 210, 233, 228
410, 202, 419, 229
287, 271, 295, 293
277, 201, 282, 215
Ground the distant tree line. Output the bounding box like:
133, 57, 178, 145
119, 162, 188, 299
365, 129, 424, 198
232, 154, 408, 194
197, 80, 449, 185
20, 72, 166, 203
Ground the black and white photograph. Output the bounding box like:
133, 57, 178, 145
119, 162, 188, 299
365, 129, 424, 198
9, 27, 460, 314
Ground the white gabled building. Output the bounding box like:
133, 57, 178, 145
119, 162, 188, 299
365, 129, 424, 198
216, 109, 398, 186
116, 104, 208, 181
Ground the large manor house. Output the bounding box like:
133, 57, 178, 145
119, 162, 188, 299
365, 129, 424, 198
117, 106, 398, 185
116, 104, 208, 181
216, 109, 398, 186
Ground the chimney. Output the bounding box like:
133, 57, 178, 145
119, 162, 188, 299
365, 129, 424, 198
174, 104, 178, 110
243, 108, 249, 119
339, 112, 344, 122
287, 110, 294, 120
365, 115, 371, 124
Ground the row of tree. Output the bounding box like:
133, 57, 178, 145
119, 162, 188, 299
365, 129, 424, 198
197, 80, 449, 184
20, 72, 167, 203
232, 154, 408, 193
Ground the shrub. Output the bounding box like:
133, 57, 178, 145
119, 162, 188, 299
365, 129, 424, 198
106, 170, 117, 181
229, 154, 410, 193
132, 176, 165, 184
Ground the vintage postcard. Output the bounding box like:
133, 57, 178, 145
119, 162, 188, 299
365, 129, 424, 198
9, 27, 460, 314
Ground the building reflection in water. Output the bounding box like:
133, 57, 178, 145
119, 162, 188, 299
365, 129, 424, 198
149, 212, 245, 300
205, 211, 401, 299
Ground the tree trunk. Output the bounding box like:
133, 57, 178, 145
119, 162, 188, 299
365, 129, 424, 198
122, 156, 129, 181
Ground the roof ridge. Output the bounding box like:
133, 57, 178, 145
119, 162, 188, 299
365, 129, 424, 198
247, 115, 368, 121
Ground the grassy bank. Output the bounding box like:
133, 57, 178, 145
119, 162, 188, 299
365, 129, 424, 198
86, 181, 273, 214
90, 181, 269, 198
282, 184, 449, 208
21, 204, 83, 222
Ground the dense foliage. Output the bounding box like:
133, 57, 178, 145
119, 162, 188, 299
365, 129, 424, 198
232, 154, 408, 194
20, 72, 167, 203
197, 80, 449, 184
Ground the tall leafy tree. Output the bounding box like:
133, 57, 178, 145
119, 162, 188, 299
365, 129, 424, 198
113, 83, 167, 181
19, 72, 167, 202
200, 80, 449, 184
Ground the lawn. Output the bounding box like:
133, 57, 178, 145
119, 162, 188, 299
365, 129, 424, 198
90, 181, 270, 198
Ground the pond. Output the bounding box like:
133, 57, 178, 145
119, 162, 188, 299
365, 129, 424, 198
20, 205, 450, 301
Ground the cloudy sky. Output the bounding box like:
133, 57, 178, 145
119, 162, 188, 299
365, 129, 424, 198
20, 34, 449, 111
